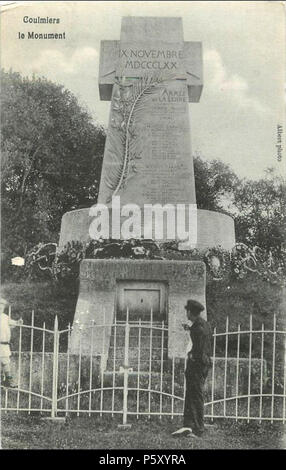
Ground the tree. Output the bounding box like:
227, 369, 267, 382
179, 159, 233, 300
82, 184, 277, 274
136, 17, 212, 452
1, 69, 106, 257
194, 153, 239, 213
193, 154, 285, 252
233, 170, 286, 252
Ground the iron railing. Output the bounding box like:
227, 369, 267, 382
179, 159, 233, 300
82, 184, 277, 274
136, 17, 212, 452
1, 309, 285, 424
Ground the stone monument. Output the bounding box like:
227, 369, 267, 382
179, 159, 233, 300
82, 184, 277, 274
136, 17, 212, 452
60, 17, 235, 250
60, 17, 235, 360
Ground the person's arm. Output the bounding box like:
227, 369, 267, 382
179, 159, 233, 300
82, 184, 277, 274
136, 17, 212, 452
9, 318, 23, 328
182, 320, 192, 331
194, 325, 211, 365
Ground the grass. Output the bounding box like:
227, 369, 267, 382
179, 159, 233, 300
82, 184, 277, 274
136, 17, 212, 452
1, 413, 285, 449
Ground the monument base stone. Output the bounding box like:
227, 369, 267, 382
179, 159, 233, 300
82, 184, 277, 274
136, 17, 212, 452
69, 259, 206, 362
59, 206, 235, 251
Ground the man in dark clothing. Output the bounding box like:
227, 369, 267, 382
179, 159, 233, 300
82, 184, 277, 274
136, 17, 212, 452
172, 299, 212, 438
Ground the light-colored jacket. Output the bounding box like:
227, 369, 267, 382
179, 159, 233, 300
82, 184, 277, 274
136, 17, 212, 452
0, 313, 18, 357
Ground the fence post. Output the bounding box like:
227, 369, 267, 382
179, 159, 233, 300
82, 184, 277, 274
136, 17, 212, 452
28, 310, 34, 414
121, 308, 130, 426
223, 316, 229, 417
51, 315, 59, 419
271, 314, 277, 423
211, 326, 217, 421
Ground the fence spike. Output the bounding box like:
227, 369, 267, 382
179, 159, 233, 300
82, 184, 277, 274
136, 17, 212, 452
122, 309, 130, 425
40, 321, 46, 412
259, 323, 265, 423
223, 316, 229, 417
65, 322, 71, 415
283, 325, 286, 424
235, 323, 241, 422
247, 314, 253, 422
271, 313, 277, 423
28, 310, 35, 413
51, 314, 59, 418
54, 315, 58, 332
137, 318, 142, 419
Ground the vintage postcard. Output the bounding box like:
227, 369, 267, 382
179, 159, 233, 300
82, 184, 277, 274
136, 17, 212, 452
0, 0, 285, 451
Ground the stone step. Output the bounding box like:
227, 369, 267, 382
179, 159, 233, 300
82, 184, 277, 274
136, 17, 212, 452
109, 336, 168, 348
106, 324, 169, 372
108, 347, 166, 360
106, 347, 168, 371
101, 370, 184, 389
109, 325, 167, 347
105, 359, 169, 373
111, 327, 167, 332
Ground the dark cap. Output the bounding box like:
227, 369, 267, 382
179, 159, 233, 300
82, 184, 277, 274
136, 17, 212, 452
184, 299, 204, 312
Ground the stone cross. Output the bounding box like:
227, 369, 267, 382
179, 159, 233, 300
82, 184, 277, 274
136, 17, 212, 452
97, 17, 203, 239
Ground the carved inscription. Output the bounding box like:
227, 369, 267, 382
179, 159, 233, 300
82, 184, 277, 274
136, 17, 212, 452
119, 48, 184, 70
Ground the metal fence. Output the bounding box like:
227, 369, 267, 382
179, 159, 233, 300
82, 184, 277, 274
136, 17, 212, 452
1, 310, 285, 424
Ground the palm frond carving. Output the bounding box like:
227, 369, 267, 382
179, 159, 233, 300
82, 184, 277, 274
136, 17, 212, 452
104, 73, 175, 201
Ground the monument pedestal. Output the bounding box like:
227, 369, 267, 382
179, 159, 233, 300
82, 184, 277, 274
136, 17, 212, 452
69, 259, 206, 361
59, 206, 235, 251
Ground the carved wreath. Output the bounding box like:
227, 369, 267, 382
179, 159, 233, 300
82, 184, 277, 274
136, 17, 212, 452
104, 73, 174, 201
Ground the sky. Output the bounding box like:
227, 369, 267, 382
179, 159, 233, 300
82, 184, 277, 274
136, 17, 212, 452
1, 0, 285, 180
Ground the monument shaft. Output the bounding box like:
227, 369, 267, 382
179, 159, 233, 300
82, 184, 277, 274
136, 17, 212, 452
99, 79, 196, 207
